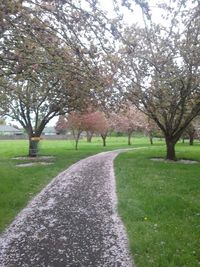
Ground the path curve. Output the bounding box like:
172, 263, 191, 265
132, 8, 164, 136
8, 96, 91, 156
0, 150, 133, 267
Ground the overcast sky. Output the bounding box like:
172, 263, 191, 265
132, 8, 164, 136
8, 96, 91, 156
100, 0, 164, 25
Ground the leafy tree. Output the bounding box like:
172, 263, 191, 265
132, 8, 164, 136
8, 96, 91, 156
144, 118, 160, 145
66, 109, 112, 148
0, 0, 118, 81
183, 116, 200, 145
113, 104, 146, 145
80, 107, 105, 143
2, 39, 96, 156
66, 112, 85, 150
120, 0, 200, 160
193, 117, 200, 140
93, 112, 114, 147
55, 115, 67, 135
185, 124, 196, 146
0, 0, 117, 156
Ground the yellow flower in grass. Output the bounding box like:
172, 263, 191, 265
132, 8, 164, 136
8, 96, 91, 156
144, 216, 148, 221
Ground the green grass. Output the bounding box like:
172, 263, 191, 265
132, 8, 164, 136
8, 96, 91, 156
115, 142, 200, 267
0, 136, 150, 232
1, 137, 199, 267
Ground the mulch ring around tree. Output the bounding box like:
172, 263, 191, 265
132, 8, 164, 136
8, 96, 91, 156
12, 156, 55, 167
150, 158, 198, 164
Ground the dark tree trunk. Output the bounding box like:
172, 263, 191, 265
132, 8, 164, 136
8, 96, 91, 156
165, 138, 177, 161
182, 138, 185, 143
189, 135, 194, 146
101, 136, 106, 147
72, 130, 81, 150
128, 133, 131, 145
29, 137, 40, 157
75, 139, 79, 150
149, 135, 153, 145
186, 127, 195, 146
86, 131, 93, 143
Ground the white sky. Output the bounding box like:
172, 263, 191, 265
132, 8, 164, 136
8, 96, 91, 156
100, 0, 164, 25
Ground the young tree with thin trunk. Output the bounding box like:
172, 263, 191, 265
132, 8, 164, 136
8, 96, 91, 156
81, 108, 99, 143
144, 118, 160, 145
66, 112, 85, 150
183, 116, 200, 145
185, 124, 196, 146
113, 104, 146, 145
92, 112, 113, 147
193, 117, 200, 140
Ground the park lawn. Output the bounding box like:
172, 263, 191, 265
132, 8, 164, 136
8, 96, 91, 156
1, 136, 199, 267
0, 136, 151, 233
115, 142, 200, 267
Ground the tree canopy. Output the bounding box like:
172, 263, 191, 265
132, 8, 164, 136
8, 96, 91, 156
1, 0, 200, 159
119, 0, 200, 159
0, 0, 118, 155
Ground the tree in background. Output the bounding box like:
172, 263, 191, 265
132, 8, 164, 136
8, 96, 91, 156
144, 118, 160, 145
94, 112, 114, 147
182, 116, 200, 145
66, 112, 85, 150
193, 117, 200, 140
67, 110, 113, 148
55, 115, 67, 135
185, 124, 196, 146
113, 104, 146, 145
80, 107, 98, 143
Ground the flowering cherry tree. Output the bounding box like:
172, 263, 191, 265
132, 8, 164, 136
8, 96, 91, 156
113, 105, 146, 145
144, 118, 160, 145
66, 112, 85, 150
182, 117, 200, 145
0, 0, 118, 156
81, 108, 100, 143
95, 112, 112, 147
119, 1, 200, 160
55, 116, 68, 135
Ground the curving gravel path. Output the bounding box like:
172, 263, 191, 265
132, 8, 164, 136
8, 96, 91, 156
0, 150, 133, 267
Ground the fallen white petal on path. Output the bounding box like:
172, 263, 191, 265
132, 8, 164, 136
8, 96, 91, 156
0, 150, 134, 267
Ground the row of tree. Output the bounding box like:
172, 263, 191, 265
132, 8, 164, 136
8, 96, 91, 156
0, 0, 200, 160
55, 105, 200, 150
55, 106, 146, 149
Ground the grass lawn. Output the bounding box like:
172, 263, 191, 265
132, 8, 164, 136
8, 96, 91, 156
0, 137, 199, 267
115, 142, 200, 267
0, 136, 150, 233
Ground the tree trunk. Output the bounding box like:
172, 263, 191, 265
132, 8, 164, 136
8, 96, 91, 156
86, 131, 93, 143
128, 133, 131, 145
186, 127, 195, 146
149, 135, 153, 145
101, 136, 106, 147
29, 137, 40, 157
189, 135, 194, 146
75, 139, 79, 150
165, 138, 177, 161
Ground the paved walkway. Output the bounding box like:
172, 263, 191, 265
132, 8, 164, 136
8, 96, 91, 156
0, 150, 133, 267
